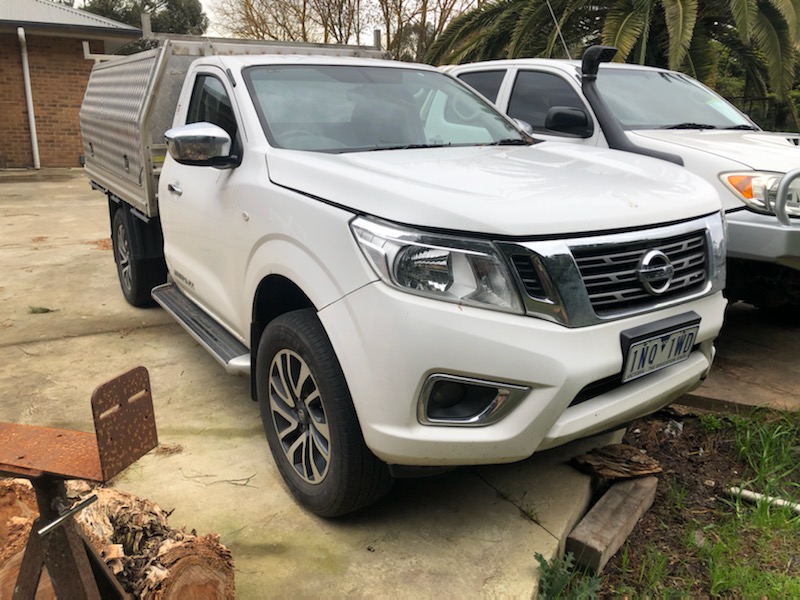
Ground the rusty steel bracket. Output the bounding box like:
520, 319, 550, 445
1, 366, 157, 600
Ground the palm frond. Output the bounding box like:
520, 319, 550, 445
728, 0, 758, 42
764, 0, 798, 37
752, 3, 796, 99
425, 0, 520, 64
508, 0, 549, 56
544, 0, 608, 57
681, 23, 716, 81
714, 22, 771, 98
602, 0, 650, 61
662, 0, 698, 69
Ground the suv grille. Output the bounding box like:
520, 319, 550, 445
571, 231, 707, 315
511, 254, 547, 297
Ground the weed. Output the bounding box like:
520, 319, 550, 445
698, 413, 724, 432
619, 543, 630, 579
535, 552, 601, 599
664, 481, 689, 511
732, 411, 800, 498
28, 306, 55, 314
635, 546, 670, 592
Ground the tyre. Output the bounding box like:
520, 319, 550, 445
111, 208, 163, 307
256, 309, 392, 517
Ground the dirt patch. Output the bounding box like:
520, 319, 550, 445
599, 407, 747, 593
87, 238, 112, 251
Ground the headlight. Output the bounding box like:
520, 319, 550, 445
351, 217, 524, 314
721, 171, 800, 217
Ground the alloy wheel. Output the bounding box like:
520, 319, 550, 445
268, 349, 330, 484
115, 221, 132, 292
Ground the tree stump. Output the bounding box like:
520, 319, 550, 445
0, 479, 235, 599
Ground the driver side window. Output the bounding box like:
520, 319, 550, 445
187, 74, 238, 142
508, 71, 585, 134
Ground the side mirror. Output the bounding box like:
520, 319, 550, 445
545, 106, 593, 138
164, 122, 237, 169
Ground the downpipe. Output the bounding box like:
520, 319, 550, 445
17, 27, 41, 170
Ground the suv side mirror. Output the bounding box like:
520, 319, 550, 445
165, 122, 238, 169
544, 106, 593, 138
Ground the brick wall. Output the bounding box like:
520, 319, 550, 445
0, 34, 102, 168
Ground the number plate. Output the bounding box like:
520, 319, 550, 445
621, 315, 700, 383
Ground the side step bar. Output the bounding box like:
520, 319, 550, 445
152, 283, 250, 376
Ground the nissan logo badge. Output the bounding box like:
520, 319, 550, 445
637, 250, 674, 295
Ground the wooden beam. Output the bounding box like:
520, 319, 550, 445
565, 476, 658, 573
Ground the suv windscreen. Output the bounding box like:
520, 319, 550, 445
596, 69, 753, 130
244, 65, 527, 152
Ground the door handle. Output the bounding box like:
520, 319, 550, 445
167, 183, 182, 196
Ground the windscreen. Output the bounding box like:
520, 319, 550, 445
595, 69, 754, 130
243, 65, 527, 152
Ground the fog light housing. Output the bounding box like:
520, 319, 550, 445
418, 375, 530, 426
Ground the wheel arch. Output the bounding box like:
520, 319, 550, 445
249, 274, 316, 399
108, 194, 165, 261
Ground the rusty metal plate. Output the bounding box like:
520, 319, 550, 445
91, 366, 158, 481
0, 423, 103, 481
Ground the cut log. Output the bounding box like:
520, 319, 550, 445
565, 476, 658, 573
0, 479, 55, 599
0, 479, 37, 566
571, 443, 662, 479
1, 479, 235, 599
0, 550, 56, 600
139, 534, 235, 599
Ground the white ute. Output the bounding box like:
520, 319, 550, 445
80, 38, 727, 516
448, 45, 800, 312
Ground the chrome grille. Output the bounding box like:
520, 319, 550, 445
571, 231, 708, 315
511, 254, 546, 297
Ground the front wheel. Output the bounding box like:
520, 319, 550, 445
256, 309, 392, 517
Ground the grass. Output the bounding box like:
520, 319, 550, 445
534, 552, 601, 599
731, 412, 800, 499
702, 503, 800, 596
545, 408, 800, 597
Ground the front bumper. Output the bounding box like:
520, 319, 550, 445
320, 283, 726, 466
726, 208, 800, 270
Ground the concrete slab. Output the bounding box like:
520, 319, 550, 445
685, 303, 800, 412
0, 169, 613, 597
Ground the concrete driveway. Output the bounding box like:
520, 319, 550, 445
1, 169, 624, 597
687, 303, 800, 412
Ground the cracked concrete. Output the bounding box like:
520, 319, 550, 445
0, 169, 621, 597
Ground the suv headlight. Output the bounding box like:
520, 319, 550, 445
722, 171, 800, 217
351, 217, 524, 314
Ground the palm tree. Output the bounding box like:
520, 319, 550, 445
425, 0, 799, 102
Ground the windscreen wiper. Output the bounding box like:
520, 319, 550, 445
661, 123, 717, 130
368, 143, 452, 151
485, 138, 532, 146
724, 124, 759, 130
